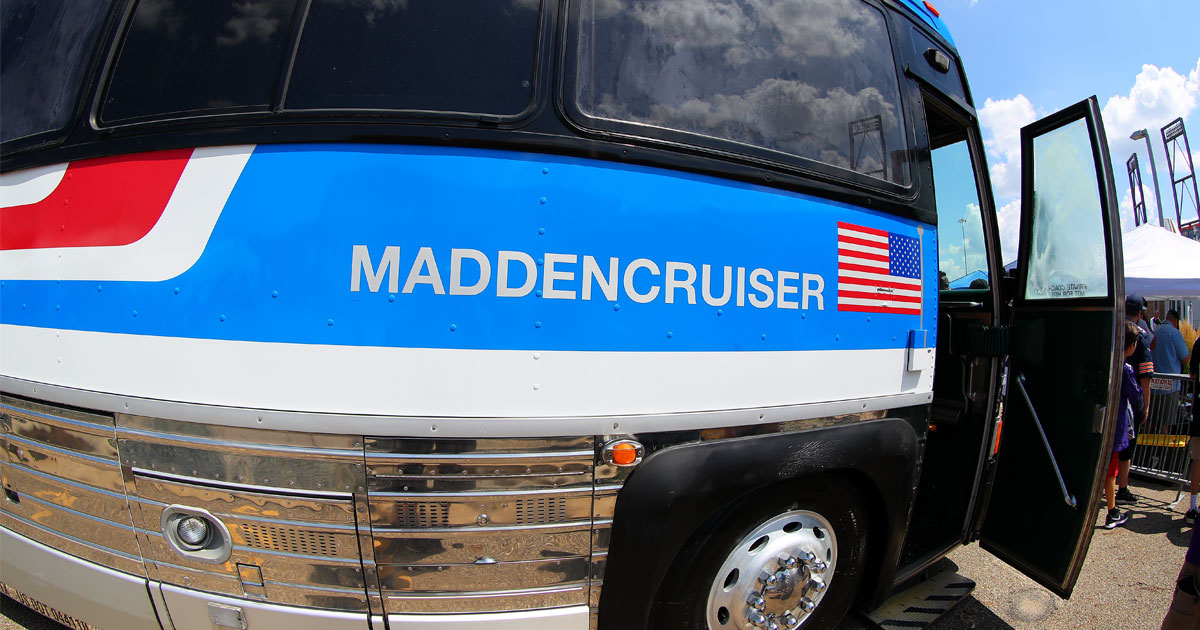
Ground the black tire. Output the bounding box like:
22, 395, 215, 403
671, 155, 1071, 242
652, 475, 868, 629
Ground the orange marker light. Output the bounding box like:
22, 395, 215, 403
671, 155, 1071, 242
923, 1, 940, 17
611, 442, 638, 466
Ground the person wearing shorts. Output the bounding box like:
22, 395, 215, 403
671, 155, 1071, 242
1118, 295, 1155, 505
1106, 322, 1143, 528
1185, 335, 1199, 525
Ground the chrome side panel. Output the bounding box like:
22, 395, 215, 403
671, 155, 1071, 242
1, 395, 145, 576
366, 437, 596, 615
0, 527, 161, 630
158, 583, 369, 630
115, 414, 371, 612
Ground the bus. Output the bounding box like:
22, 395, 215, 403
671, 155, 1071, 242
1, 1, 1124, 629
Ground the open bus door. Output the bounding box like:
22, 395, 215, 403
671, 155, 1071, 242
978, 96, 1123, 597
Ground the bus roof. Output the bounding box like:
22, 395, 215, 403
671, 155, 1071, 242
894, 0, 955, 47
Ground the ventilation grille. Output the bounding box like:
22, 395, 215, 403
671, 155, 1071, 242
239, 524, 339, 557
515, 497, 568, 525
394, 501, 451, 528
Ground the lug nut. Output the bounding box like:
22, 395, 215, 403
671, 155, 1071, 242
760, 570, 779, 589
766, 621, 780, 630
747, 609, 767, 626
799, 550, 817, 564
811, 560, 828, 574
783, 614, 801, 629
799, 598, 816, 613
778, 553, 798, 570
747, 593, 766, 609
809, 577, 827, 593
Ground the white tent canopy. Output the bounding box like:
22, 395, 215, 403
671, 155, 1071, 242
1122, 223, 1200, 299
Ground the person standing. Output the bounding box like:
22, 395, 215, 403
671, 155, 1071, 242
1117, 295, 1155, 505
1152, 310, 1191, 375
1186, 334, 1200, 525
1106, 322, 1143, 528
1160, 523, 1200, 629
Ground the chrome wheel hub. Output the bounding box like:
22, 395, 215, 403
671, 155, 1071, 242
706, 510, 836, 629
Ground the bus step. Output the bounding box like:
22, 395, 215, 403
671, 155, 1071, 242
863, 570, 975, 629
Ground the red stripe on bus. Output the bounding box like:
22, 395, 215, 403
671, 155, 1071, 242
837, 222, 888, 238
836, 303, 921, 315
838, 272, 922, 290
0, 148, 193, 251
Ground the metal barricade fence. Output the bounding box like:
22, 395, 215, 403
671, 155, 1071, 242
1131, 373, 1197, 494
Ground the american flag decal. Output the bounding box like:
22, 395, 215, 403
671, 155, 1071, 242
837, 222, 922, 315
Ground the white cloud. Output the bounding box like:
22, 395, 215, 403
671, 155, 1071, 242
978, 95, 1037, 201
977, 96, 1035, 263
996, 199, 1020, 264
1102, 59, 1200, 225
977, 59, 1200, 264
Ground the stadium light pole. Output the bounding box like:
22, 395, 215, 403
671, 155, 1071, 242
1130, 129, 1165, 227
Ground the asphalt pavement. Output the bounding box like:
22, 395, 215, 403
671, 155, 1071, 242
2, 478, 1191, 630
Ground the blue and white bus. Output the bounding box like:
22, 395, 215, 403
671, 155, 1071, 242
1, 1, 1124, 629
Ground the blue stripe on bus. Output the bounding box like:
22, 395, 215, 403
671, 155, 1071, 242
0, 144, 938, 353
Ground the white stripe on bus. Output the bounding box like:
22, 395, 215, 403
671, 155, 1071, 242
836, 228, 888, 244
838, 269, 922, 287
0, 325, 933, 421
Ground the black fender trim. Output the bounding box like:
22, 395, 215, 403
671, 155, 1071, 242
597, 417, 922, 630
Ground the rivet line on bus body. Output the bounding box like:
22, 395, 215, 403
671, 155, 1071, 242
388, 295, 395, 302
538, 228, 545, 235
536, 258, 544, 266
271, 291, 278, 298
540, 197, 547, 205
449, 324, 457, 332
327, 319, 335, 326
132, 310, 138, 317
717, 309, 724, 316
762, 334, 767, 340
534, 321, 542, 328
96, 285, 100, 292
613, 304, 621, 311
543, 168, 550, 174
536, 290, 543, 297
219, 315, 226, 322
533, 353, 541, 360
174, 287, 180, 294
666, 331, 673, 338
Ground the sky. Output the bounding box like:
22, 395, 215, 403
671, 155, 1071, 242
932, 0, 1200, 263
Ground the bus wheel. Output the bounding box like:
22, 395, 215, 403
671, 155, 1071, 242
663, 478, 868, 629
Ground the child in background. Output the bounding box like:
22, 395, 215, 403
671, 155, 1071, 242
1106, 322, 1144, 529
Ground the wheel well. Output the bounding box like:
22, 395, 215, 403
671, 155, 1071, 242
597, 418, 921, 630
650, 469, 891, 610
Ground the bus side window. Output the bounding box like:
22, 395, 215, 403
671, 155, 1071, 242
1, 0, 110, 143
933, 139, 989, 291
